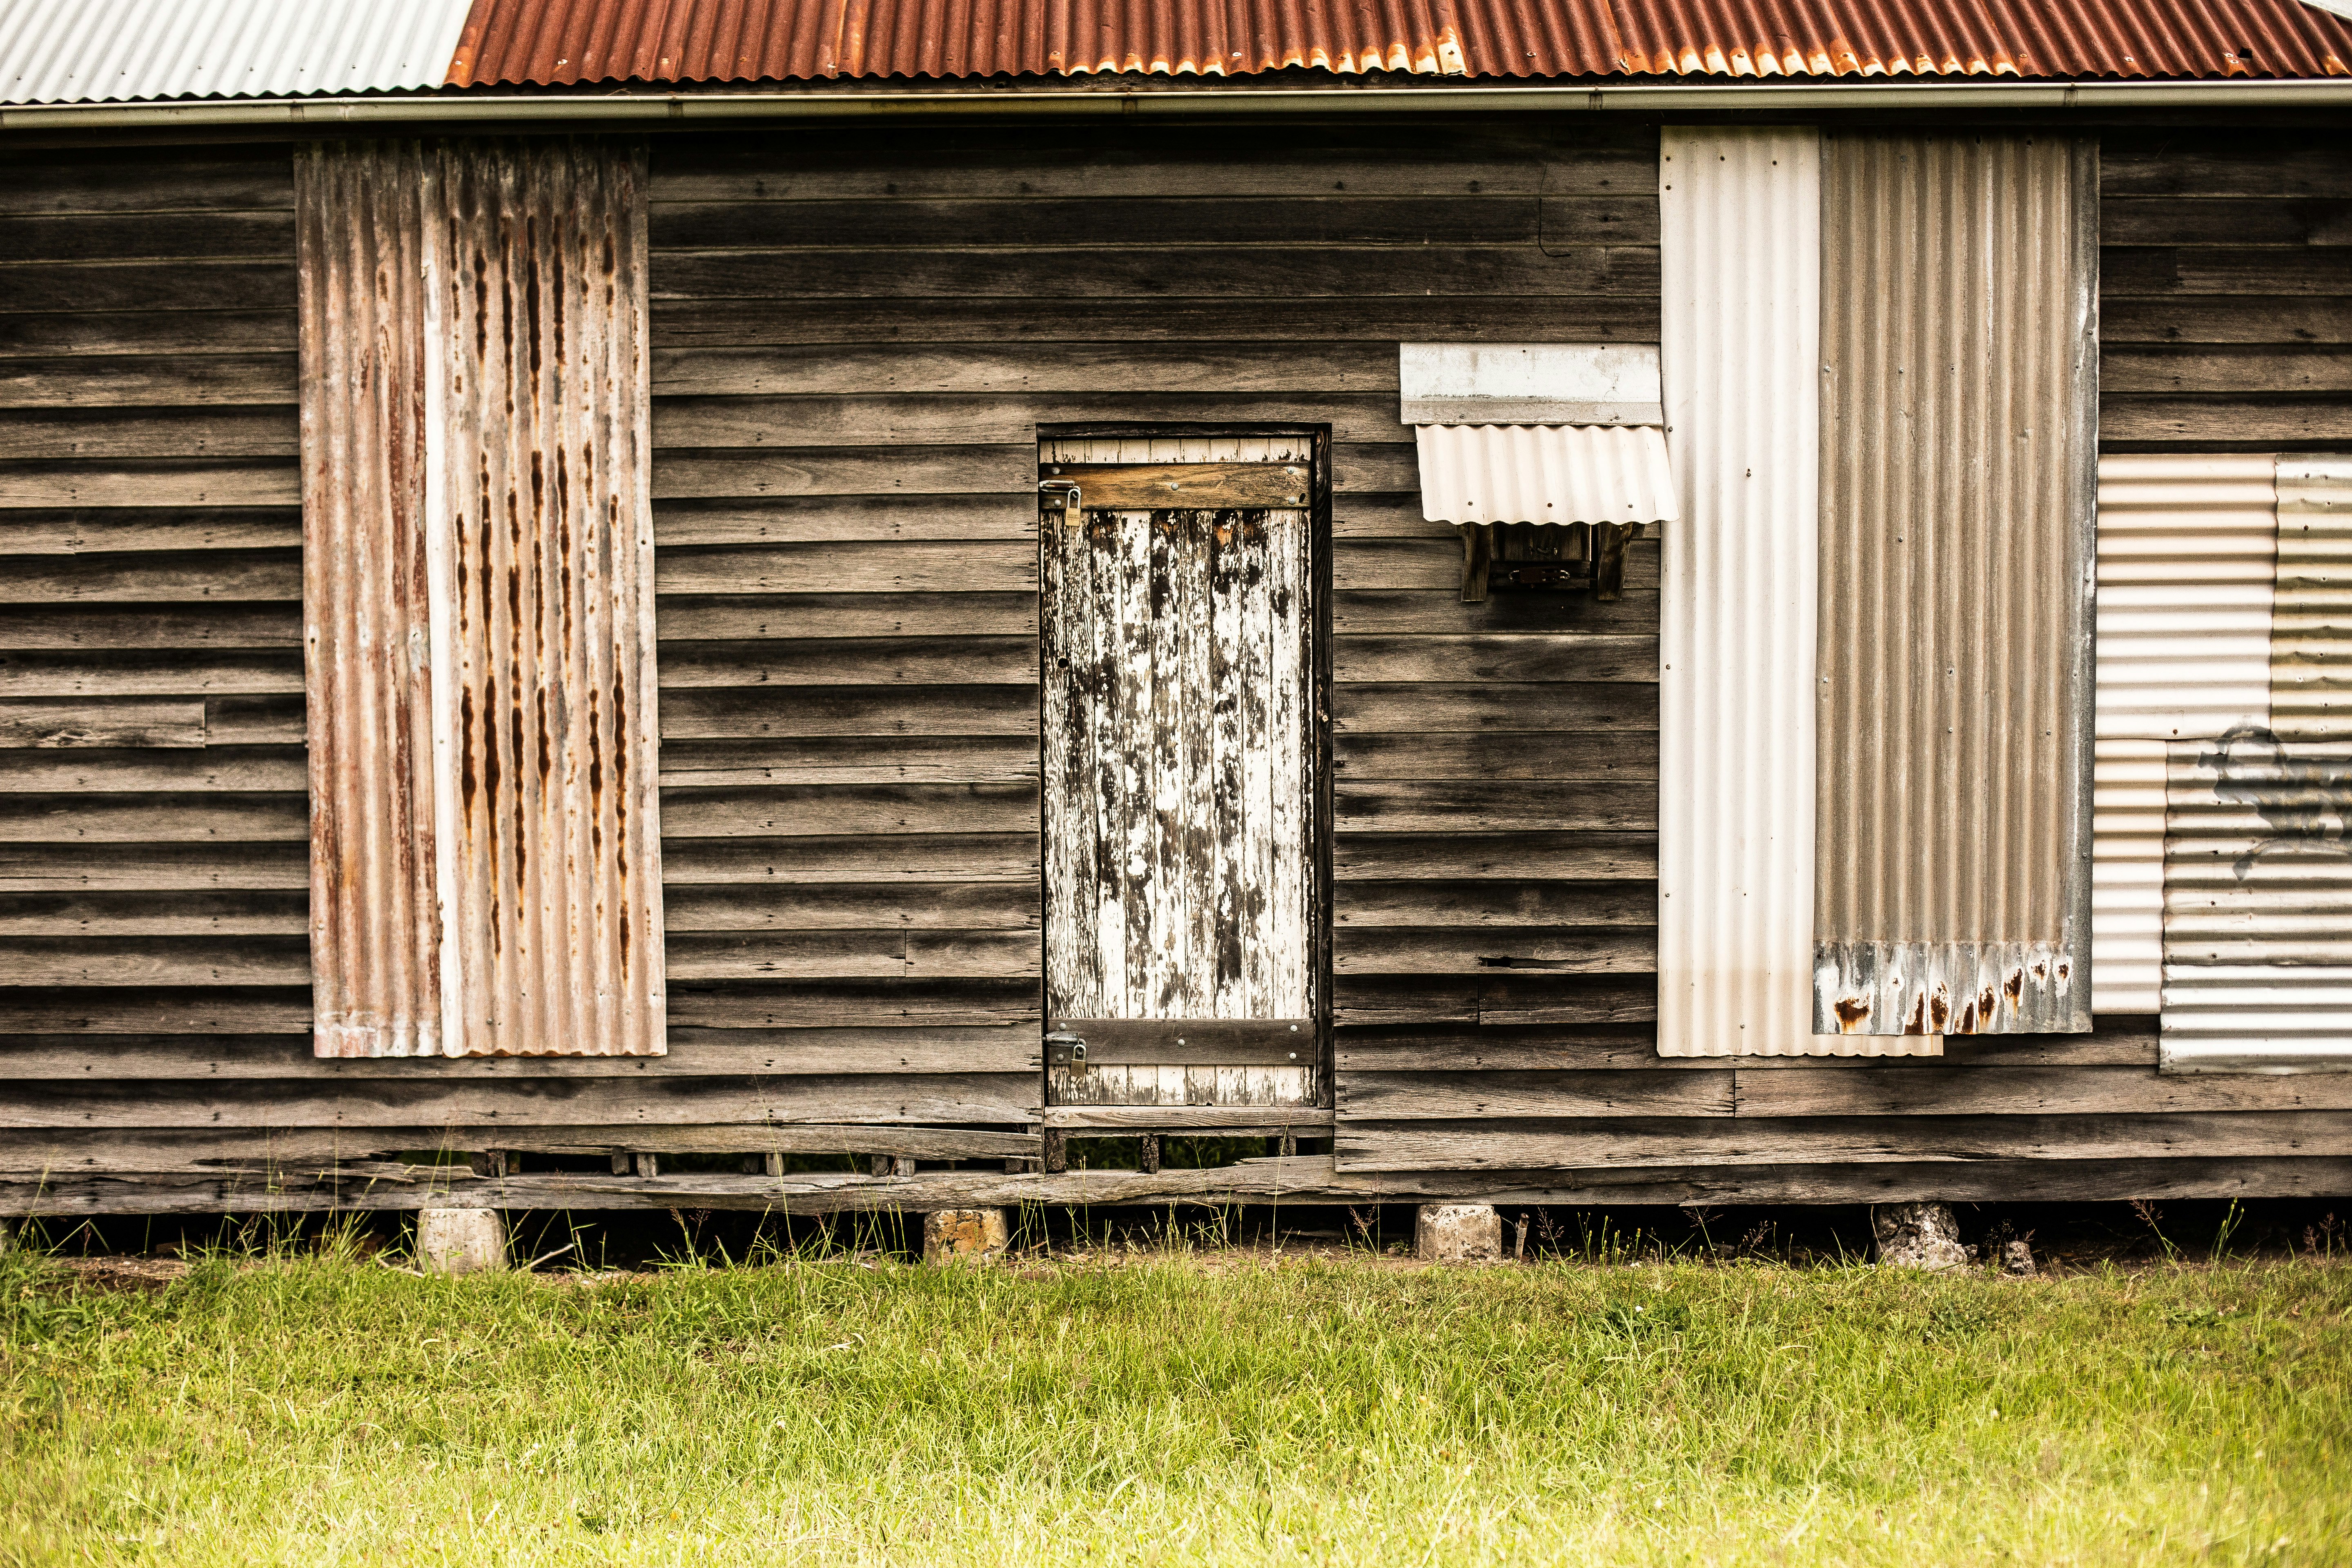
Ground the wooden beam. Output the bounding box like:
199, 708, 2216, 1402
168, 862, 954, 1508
9, 1152, 2350, 1217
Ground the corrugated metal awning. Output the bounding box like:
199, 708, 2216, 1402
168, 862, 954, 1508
1413, 423, 1677, 528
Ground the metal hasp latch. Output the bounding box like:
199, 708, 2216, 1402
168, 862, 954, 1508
1044, 1031, 1088, 1069
1038, 478, 1082, 528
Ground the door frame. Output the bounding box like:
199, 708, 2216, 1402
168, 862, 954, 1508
1033, 422, 1336, 1114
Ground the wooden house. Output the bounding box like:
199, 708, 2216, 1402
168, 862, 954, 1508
2, 0, 2349, 1224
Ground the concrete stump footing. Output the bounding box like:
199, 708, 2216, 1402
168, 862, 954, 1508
416, 1208, 508, 1274
1416, 1203, 1503, 1263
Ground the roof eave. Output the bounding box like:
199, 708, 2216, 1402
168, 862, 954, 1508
7, 76, 2352, 128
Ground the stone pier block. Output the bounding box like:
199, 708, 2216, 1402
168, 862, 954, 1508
416, 1208, 508, 1274
923, 1208, 1009, 1264
1415, 1203, 1502, 1263
1872, 1202, 1967, 1271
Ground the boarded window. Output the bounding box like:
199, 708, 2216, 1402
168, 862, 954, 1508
299, 139, 663, 1058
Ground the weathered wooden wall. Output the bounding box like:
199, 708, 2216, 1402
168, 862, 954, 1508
1329, 122, 2352, 1188
0, 140, 1038, 1174
2, 121, 2346, 1212
2101, 129, 2352, 452
646, 121, 1659, 1144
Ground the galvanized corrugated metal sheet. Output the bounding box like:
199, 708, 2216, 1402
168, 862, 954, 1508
2160, 734, 2352, 1071
2095, 456, 2279, 744
1655, 128, 1884, 1058
2272, 458, 2352, 739
2093, 737, 2167, 1014
1813, 132, 2098, 1037
438, 0, 2352, 83
2090, 454, 2277, 1015
0, 0, 474, 102
1413, 424, 1675, 527
424, 137, 666, 1058
299, 143, 445, 1060
2159, 454, 2352, 1071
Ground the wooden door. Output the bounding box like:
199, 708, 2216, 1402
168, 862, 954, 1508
1039, 436, 1320, 1109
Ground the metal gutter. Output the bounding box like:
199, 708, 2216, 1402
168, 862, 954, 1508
7, 78, 2352, 128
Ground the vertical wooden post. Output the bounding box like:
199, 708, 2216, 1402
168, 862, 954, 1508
1138, 1135, 1161, 1174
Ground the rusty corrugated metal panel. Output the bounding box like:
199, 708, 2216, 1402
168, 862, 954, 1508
2090, 454, 2278, 1015
440, 0, 2352, 84
299, 143, 444, 1060
424, 138, 666, 1058
1657, 128, 1921, 1057
1412, 424, 1675, 527
1814, 132, 2098, 1037
1, 0, 474, 103
446, 0, 1463, 82
2272, 457, 2352, 739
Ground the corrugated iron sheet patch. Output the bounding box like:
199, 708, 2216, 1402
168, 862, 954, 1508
299, 142, 445, 1060
440, 0, 2352, 84
1812, 131, 2098, 1037
424, 136, 666, 1058
1656, 127, 1886, 1057
2161, 734, 2352, 1071
2271, 458, 2352, 740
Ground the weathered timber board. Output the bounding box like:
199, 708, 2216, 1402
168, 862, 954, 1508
1334, 1114, 2352, 1173
0, 1073, 1040, 1129
0, 1026, 1038, 1079
14, 1154, 2350, 1218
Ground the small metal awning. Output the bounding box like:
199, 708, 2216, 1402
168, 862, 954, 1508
1412, 423, 1680, 528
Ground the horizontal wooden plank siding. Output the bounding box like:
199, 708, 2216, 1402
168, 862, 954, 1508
2101, 132, 2352, 453
4, 125, 2344, 1203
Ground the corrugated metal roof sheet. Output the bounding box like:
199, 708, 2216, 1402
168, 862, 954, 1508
1413, 424, 1676, 527
441, 0, 2352, 83
5, 0, 2345, 100
0, 0, 475, 102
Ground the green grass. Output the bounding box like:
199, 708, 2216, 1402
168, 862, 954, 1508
2, 1237, 2348, 1565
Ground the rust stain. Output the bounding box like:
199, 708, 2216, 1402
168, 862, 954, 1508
1832, 995, 1871, 1030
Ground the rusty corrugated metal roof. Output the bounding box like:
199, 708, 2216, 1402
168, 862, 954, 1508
443, 0, 2352, 83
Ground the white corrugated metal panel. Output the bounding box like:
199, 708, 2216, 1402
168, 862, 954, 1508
2091, 738, 2166, 1014
2272, 457, 2352, 739
2160, 736, 2352, 1071
1656, 127, 1900, 1056
1412, 423, 1675, 527
0, 0, 473, 103
2091, 454, 2278, 1015
1399, 343, 1663, 426
2095, 454, 2278, 743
